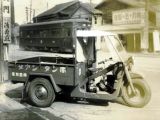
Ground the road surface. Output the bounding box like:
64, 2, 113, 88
6, 47, 160, 120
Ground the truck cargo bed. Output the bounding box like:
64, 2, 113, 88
9, 56, 76, 85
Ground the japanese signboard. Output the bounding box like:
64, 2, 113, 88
2, 0, 11, 44
112, 8, 145, 25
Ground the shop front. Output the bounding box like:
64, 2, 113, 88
92, 8, 160, 53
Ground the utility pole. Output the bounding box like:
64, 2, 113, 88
47, 2, 48, 10
89, 0, 92, 7
33, 9, 35, 18
26, 6, 29, 23
90, 0, 92, 4
30, 0, 32, 23
10, 0, 15, 26
0, 0, 3, 82
11, 0, 15, 44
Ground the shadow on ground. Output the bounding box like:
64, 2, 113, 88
3, 87, 64, 120
5, 86, 23, 102
0, 108, 64, 120
5, 86, 126, 107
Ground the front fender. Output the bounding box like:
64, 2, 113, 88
130, 72, 144, 79
119, 72, 144, 97
25, 73, 61, 93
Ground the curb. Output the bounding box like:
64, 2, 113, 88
0, 81, 25, 112
128, 53, 160, 58
0, 94, 25, 112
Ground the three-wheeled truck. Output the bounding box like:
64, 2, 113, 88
9, 19, 151, 107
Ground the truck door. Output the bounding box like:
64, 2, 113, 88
76, 37, 96, 65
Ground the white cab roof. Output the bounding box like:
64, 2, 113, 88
76, 30, 116, 37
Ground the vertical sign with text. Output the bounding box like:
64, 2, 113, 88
2, 0, 11, 44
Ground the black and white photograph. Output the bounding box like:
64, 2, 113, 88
0, 0, 160, 120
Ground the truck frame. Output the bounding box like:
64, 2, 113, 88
9, 19, 151, 108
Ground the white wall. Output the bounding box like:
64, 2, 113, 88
153, 30, 160, 52
72, 7, 91, 19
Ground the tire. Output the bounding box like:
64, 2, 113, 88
122, 79, 151, 108
28, 78, 55, 107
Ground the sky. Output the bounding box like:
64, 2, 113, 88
14, 0, 103, 24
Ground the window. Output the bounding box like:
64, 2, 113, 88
33, 30, 40, 37
39, 30, 48, 37
94, 16, 97, 24
64, 29, 71, 37
76, 37, 95, 62
51, 29, 61, 37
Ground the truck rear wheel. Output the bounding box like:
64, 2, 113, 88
28, 78, 55, 107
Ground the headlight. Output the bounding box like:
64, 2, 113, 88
128, 56, 134, 71
131, 56, 134, 65
128, 56, 134, 65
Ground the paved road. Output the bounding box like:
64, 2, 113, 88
0, 82, 64, 120
39, 56, 160, 120
7, 46, 160, 120
134, 56, 160, 110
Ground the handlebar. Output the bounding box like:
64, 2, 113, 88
98, 57, 112, 65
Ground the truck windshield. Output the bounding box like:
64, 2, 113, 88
76, 30, 130, 65
107, 35, 124, 52
96, 35, 127, 64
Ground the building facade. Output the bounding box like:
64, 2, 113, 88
94, 0, 160, 53
33, 1, 102, 26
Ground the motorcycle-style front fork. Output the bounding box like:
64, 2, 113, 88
124, 66, 137, 95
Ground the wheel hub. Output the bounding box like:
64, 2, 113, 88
35, 85, 48, 100
127, 85, 144, 102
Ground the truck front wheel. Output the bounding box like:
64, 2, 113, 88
122, 79, 151, 108
28, 78, 55, 107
